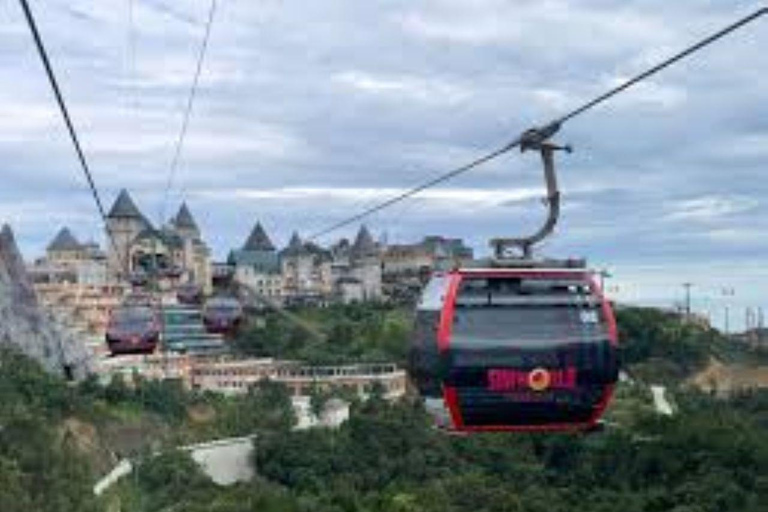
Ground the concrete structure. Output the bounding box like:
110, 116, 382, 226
651, 385, 674, 416
293, 396, 350, 430
105, 190, 212, 292
33, 282, 126, 360
382, 235, 473, 276
94, 435, 257, 496
228, 222, 282, 302
187, 436, 255, 486
280, 232, 333, 305
28, 227, 108, 287
96, 351, 195, 383
190, 358, 407, 399
382, 235, 474, 302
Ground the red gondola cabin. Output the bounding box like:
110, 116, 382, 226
410, 268, 618, 432
106, 304, 161, 355
202, 296, 243, 335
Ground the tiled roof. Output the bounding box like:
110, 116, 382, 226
47, 227, 81, 252
351, 225, 377, 257
243, 222, 275, 251
174, 202, 199, 231
107, 189, 143, 219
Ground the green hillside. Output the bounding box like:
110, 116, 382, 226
1, 305, 767, 511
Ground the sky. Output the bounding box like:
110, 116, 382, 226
1, 0, 767, 329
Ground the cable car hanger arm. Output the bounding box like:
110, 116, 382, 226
491, 130, 572, 261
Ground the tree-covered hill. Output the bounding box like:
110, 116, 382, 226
111, 389, 768, 512
1, 304, 767, 511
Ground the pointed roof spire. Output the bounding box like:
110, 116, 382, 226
281, 231, 304, 256
107, 189, 143, 219
243, 222, 275, 251
288, 232, 302, 249
174, 202, 199, 231
47, 227, 81, 252
351, 225, 377, 257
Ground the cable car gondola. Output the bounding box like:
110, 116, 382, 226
410, 135, 619, 432
177, 282, 203, 305
202, 296, 243, 335
411, 267, 617, 432
106, 302, 161, 355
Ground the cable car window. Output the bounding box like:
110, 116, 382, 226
417, 273, 449, 311
452, 277, 606, 349
111, 306, 155, 327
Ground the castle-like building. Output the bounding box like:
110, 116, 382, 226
228, 222, 282, 301
279, 232, 334, 305
226, 224, 384, 305
29, 227, 108, 286
105, 189, 212, 292
31, 190, 471, 308
330, 226, 383, 303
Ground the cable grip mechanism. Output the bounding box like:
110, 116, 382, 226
491, 126, 572, 262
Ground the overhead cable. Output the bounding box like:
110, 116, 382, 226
308, 7, 767, 241
160, 0, 219, 225
16, 0, 126, 272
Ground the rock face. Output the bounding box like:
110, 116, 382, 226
0, 224, 91, 379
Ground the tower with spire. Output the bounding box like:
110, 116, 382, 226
228, 222, 282, 301
105, 189, 147, 278
104, 190, 211, 290
279, 231, 333, 304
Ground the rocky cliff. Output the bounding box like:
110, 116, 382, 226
0, 224, 91, 379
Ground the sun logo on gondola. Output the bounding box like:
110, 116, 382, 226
528, 368, 551, 391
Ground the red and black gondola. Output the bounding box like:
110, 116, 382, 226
202, 296, 243, 335
410, 267, 618, 432
106, 299, 161, 356
177, 282, 203, 305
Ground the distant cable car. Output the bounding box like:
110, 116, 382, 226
106, 303, 161, 355
177, 283, 203, 305
410, 267, 618, 432
202, 296, 243, 335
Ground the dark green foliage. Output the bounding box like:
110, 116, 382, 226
131, 450, 216, 510
252, 392, 768, 512
616, 306, 767, 383
234, 303, 411, 364
3, 302, 768, 511
617, 307, 715, 380
0, 349, 99, 512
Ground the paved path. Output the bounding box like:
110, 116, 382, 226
93, 434, 257, 496
185, 435, 255, 486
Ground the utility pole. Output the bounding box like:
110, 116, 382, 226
683, 282, 693, 321
598, 269, 612, 293
721, 286, 735, 336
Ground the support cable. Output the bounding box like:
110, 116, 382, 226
159, 0, 218, 226
308, 7, 768, 241
17, 0, 127, 274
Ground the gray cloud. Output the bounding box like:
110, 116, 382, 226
1, 0, 767, 327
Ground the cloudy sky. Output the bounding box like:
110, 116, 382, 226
1, 0, 767, 328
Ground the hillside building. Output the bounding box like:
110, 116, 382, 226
228, 222, 282, 302
105, 189, 212, 292
28, 227, 108, 286
381, 235, 474, 302
330, 226, 382, 303
280, 232, 332, 305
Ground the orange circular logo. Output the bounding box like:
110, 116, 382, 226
528, 368, 551, 391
